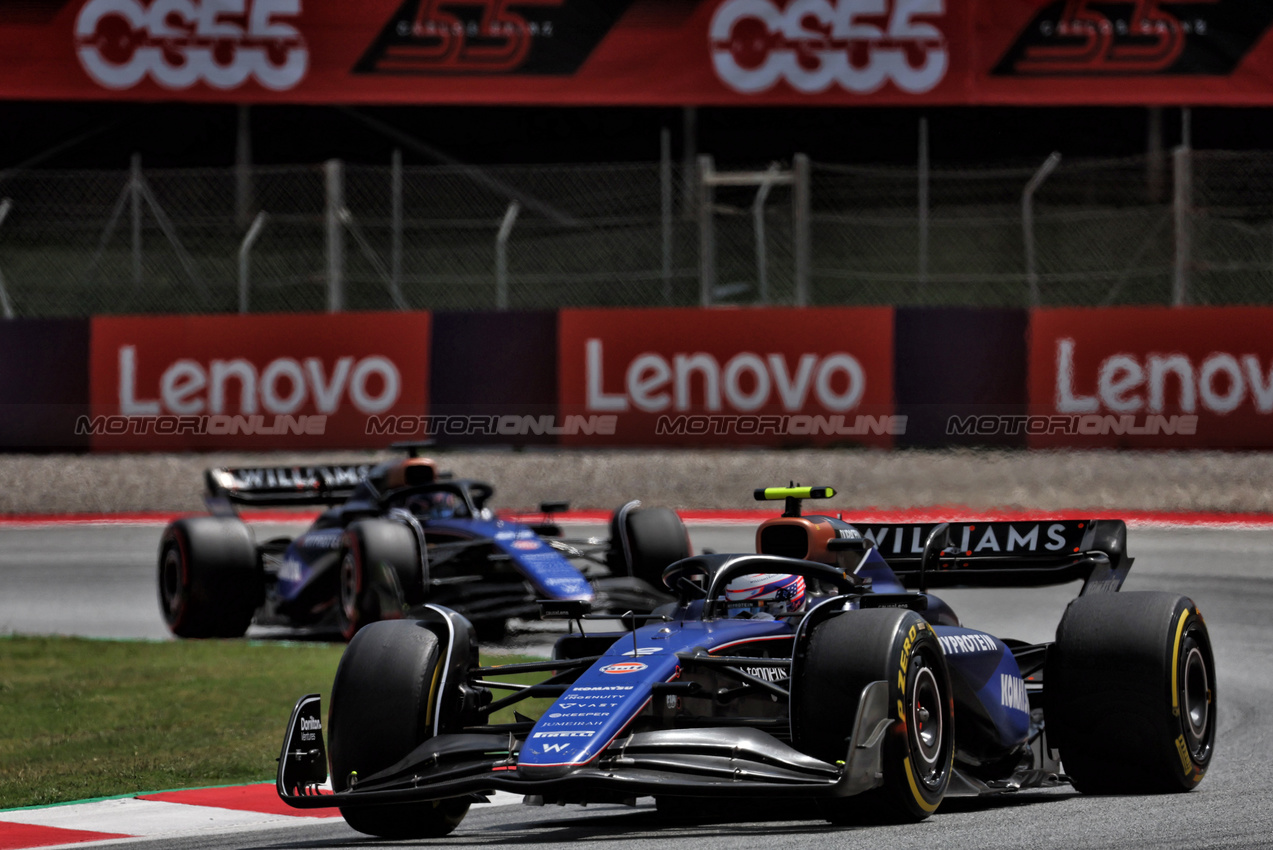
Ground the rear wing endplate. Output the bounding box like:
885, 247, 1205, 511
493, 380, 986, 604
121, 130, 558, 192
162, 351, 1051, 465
851, 519, 1132, 594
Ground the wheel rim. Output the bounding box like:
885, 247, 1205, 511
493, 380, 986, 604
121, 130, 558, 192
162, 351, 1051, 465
160, 546, 184, 619
1182, 643, 1210, 749
909, 662, 945, 777
339, 551, 360, 625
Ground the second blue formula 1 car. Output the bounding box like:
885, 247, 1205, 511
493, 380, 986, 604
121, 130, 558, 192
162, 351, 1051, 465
157, 451, 689, 641
276, 486, 1216, 837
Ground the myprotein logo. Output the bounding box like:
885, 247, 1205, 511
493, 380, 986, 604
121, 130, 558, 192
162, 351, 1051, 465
710, 0, 948, 95
1054, 338, 1273, 415
75, 0, 309, 91
584, 340, 866, 413
115, 346, 401, 416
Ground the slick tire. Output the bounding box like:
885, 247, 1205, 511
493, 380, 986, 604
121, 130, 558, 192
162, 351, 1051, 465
1045, 592, 1216, 794
157, 517, 261, 639
328, 620, 470, 838
336, 520, 421, 642
792, 609, 953, 824
608, 505, 691, 589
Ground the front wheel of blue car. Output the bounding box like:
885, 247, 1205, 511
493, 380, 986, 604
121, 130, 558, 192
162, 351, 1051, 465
328, 619, 471, 838
792, 609, 953, 825
1045, 591, 1216, 794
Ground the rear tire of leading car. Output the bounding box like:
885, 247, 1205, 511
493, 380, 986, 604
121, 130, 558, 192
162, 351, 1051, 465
328, 619, 471, 838
1045, 592, 1216, 794
792, 609, 953, 824
336, 520, 421, 642
608, 505, 691, 589
157, 517, 261, 639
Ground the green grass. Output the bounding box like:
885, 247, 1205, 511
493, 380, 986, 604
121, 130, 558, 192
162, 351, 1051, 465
0, 635, 545, 810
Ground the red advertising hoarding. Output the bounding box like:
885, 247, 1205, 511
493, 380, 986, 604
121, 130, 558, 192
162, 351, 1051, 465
1028, 307, 1273, 449
557, 307, 897, 447
88, 312, 430, 450
2, 1, 1272, 106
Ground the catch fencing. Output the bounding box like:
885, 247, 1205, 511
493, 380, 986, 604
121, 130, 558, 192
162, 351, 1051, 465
0, 148, 1270, 317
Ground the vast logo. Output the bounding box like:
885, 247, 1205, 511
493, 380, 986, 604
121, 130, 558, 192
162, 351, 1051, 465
74, 0, 309, 90
993, 0, 1273, 76
354, 0, 633, 75
710, 0, 948, 95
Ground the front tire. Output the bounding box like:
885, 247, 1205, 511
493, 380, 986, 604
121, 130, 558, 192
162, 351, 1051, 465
336, 520, 421, 641
792, 609, 953, 824
157, 517, 261, 638
1045, 592, 1216, 794
608, 505, 691, 588
328, 619, 470, 838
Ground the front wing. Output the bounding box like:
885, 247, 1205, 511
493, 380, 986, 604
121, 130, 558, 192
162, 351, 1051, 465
277, 683, 893, 808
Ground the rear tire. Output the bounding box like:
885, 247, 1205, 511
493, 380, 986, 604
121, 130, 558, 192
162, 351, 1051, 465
157, 517, 261, 638
608, 505, 691, 588
1045, 592, 1216, 794
792, 609, 953, 824
328, 619, 471, 838
336, 520, 421, 641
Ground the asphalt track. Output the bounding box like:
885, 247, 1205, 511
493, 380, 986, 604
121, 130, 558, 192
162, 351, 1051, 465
2, 522, 1273, 848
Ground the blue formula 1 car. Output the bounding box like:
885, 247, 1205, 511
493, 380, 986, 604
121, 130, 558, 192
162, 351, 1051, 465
276, 486, 1216, 837
157, 453, 688, 641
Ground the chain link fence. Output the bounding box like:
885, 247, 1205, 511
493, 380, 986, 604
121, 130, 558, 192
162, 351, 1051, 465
0, 150, 1270, 317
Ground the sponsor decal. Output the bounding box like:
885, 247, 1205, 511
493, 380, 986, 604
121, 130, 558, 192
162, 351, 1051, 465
512, 540, 540, 550
532, 730, 595, 738
1000, 673, 1030, 713
277, 556, 304, 583
993, 1, 1273, 77
600, 661, 647, 674
621, 647, 663, 657
547, 711, 610, 718
354, 0, 634, 76
542, 743, 571, 753
568, 685, 634, 692
558, 308, 895, 447
859, 522, 1078, 557
741, 665, 788, 682
710, 0, 949, 95
89, 313, 429, 450
75, 0, 309, 91
937, 633, 999, 655
1029, 308, 1273, 448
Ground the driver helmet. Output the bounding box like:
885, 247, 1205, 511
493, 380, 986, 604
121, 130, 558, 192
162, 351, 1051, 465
406, 491, 460, 519
723, 573, 806, 619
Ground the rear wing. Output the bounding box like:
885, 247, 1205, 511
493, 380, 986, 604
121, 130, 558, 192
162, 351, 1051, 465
850, 519, 1131, 594
204, 464, 374, 508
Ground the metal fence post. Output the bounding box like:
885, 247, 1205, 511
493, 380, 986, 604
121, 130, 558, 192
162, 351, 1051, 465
698, 155, 715, 307
0, 198, 13, 318
391, 148, 403, 309
1173, 144, 1191, 306
325, 159, 345, 312
753, 164, 780, 304
793, 153, 811, 306
130, 153, 142, 288
238, 211, 267, 314
1023, 151, 1062, 307
660, 128, 673, 304
495, 201, 520, 310
917, 118, 929, 293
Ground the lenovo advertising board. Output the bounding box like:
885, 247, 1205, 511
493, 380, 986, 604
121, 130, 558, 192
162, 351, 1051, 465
4, 1, 1273, 106
1028, 307, 1273, 449
88, 312, 430, 450
557, 307, 897, 447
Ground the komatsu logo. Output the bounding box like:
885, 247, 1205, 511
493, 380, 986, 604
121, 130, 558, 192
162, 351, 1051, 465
1000, 673, 1030, 713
